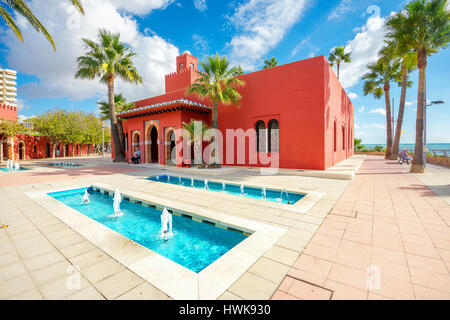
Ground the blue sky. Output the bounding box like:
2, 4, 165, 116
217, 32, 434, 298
0, 0, 448, 144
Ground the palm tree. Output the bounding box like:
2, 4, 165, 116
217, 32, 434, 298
386, 0, 449, 173
75, 29, 143, 162
0, 0, 84, 51
98, 94, 134, 149
263, 57, 278, 69
182, 120, 210, 167
363, 57, 402, 160
186, 54, 245, 166
328, 46, 352, 80
383, 39, 418, 160
97, 94, 134, 121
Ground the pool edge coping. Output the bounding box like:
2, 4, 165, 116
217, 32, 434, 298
25, 183, 287, 300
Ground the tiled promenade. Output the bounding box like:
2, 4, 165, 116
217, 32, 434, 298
273, 157, 450, 300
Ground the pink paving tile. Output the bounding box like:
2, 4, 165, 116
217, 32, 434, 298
310, 234, 341, 249
403, 242, 441, 260
325, 280, 367, 300
413, 285, 450, 300
371, 246, 408, 266
287, 279, 332, 300
409, 267, 450, 294
334, 240, 371, 271
327, 263, 368, 291
287, 268, 327, 287
271, 290, 301, 300
342, 230, 372, 245
315, 226, 345, 239
405, 253, 449, 275
278, 277, 294, 292
293, 254, 332, 279
302, 243, 338, 262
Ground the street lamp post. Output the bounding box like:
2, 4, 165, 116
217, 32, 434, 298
424, 100, 444, 167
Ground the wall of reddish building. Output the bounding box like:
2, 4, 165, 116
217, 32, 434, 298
2, 134, 94, 161
217, 56, 328, 170
0, 104, 18, 122
323, 62, 355, 168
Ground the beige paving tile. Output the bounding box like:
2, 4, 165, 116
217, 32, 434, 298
38, 273, 89, 300
68, 249, 109, 269
23, 250, 66, 271
228, 272, 278, 300
116, 282, 168, 300
94, 268, 144, 300
64, 286, 106, 300
31, 260, 72, 285
0, 273, 37, 299
263, 246, 299, 266
218, 291, 244, 300
8, 286, 43, 300
59, 240, 96, 259
82, 258, 124, 283
0, 261, 28, 282
248, 257, 290, 284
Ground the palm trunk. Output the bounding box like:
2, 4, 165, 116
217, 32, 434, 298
0, 142, 3, 163
384, 82, 393, 160
210, 101, 220, 167
52, 143, 57, 158
337, 62, 340, 80
117, 120, 125, 152
72, 143, 75, 157
392, 67, 408, 159
108, 75, 126, 162
411, 49, 427, 173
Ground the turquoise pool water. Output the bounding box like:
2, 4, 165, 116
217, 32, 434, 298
44, 163, 83, 168
147, 175, 305, 205
0, 166, 30, 172
48, 188, 248, 273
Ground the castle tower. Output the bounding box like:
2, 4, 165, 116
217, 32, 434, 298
165, 51, 200, 93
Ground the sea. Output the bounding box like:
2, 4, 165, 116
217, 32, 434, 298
364, 143, 450, 156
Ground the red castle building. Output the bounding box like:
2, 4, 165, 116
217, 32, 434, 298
118, 52, 354, 170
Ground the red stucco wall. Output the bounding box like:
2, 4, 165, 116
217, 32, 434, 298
0, 104, 18, 122
120, 54, 354, 170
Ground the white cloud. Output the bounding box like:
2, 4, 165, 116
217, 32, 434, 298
192, 34, 208, 52
1, 0, 179, 103
17, 114, 32, 123
227, 0, 308, 71
405, 101, 414, 106
369, 108, 386, 116
193, 0, 207, 12
338, 15, 387, 89
358, 106, 365, 113
348, 92, 358, 99
16, 99, 30, 111
328, 0, 353, 20
368, 123, 385, 129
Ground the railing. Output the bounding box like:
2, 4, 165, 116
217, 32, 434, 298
429, 150, 449, 158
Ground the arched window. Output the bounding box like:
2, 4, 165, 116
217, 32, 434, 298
255, 121, 266, 153
342, 124, 345, 150
268, 119, 279, 153
34, 145, 37, 154
179, 63, 184, 70
333, 120, 337, 152
190, 63, 194, 70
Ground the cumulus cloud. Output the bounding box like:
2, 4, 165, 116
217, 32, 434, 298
358, 106, 365, 113
193, 0, 207, 12
369, 108, 386, 116
227, 0, 308, 71
405, 101, 414, 106
339, 15, 387, 89
1, 0, 179, 102
348, 92, 358, 99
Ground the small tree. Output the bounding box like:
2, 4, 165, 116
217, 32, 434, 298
0, 119, 25, 162
31, 110, 67, 158
328, 46, 352, 79
263, 57, 278, 69
81, 113, 107, 155
62, 111, 84, 157
354, 139, 366, 152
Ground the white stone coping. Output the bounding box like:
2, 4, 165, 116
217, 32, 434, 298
26, 183, 287, 300
145, 173, 325, 215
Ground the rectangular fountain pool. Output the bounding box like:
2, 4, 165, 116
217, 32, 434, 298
48, 187, 248, 273
0, 166, 30, 172
44, 162, 83, 168
147, 175, 305, 205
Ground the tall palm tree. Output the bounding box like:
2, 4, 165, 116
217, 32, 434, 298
386, 0, 449, 173
328, 46, 352, 80
263, 57, 278, 69
0, 0, 84, 51
363, 58, 402, 160
75, 29, 143, 162
383, 39, 418, 160
98, 94, 134, 150
187, 54, 245, 166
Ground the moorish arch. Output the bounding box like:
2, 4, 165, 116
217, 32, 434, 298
165, 127, 176, 166
132, 131, 141, 153
18, 141, 25, 160
144, 121, 160, 164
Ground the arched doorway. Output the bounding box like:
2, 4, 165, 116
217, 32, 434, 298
165, 130, 176, 166
145, 125, 159, 164
132, 132, 140, 152
18, 141, 25, 160
65, 144, 69, 157
46, 143, 51, 158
